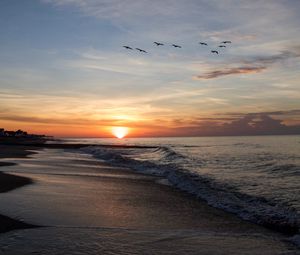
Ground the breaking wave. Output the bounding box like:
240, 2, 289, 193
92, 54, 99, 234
81, 144, 300, 235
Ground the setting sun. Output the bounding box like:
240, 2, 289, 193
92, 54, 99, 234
112, 127, 129, 139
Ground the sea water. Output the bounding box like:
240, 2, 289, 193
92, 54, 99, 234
0, 135, 299, 254
76, 135, 300, 234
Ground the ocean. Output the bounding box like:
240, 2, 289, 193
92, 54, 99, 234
0, 135, 299, 254
75, 135, 300, 234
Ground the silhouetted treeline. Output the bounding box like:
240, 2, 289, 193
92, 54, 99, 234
0, 128, 45, 138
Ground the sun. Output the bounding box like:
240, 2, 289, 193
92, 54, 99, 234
112, 127, 129, 139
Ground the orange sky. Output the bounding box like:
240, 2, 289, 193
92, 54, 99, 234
0, 1, 300, 137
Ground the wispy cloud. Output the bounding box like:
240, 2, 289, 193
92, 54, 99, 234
220, 109, 300, 117
68, 49, 193, 77
243, 48, 300, 65
1, 1, 299, 136
163, 112, 300, 137
194, 66, 266, 80
194, 46, 300, 80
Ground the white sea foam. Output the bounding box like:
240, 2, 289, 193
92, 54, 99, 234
81, 136, 300, 235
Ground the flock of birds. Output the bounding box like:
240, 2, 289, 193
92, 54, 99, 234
123, 40, 232, 55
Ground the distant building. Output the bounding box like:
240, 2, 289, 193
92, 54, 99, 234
15, 129, 28, 137
0, 128, 44, 138
0, 128, 29, 137
4, 131, 16, 137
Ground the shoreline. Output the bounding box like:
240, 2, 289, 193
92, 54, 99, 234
0, 145, 39, 233
0, 141, 299, 253
1, 142, 299, 236
81, 144, 300, 236
0, 168, 33, 193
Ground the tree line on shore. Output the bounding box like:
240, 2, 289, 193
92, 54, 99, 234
0, 128, 44, 138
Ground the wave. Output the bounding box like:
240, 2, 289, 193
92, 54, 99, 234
265, 163, 300, 176
81, 145, 300, 235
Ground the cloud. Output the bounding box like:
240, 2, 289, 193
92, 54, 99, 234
220, 114, 287, 135
0, 114, 95, 126
1, 109, 300, 137
43, 0, 300, 84
43, 0, 179, 18
0, 114, 138, 127
194, 66, 266, 79
262, 110, 300, 116
69, 49, 192, 77
194, 46, 300, 80
220, 109, 300, 117
243, 49, 300, 66
169, 113, 300, 137
42, 0, 300, 44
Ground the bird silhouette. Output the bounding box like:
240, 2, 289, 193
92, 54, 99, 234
218, 45, 226, 48
211, 50, 219, 54
123, 46, 133, 50
221, 41, 231, 44
154, 42, 164, 46
172, 44, 182, 48
136, 48, 147, 53
199, 42, 208, 46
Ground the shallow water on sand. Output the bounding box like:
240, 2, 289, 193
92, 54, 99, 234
70, 136, 300, 234
1, 227, 299, 255
0, 148, 299, 254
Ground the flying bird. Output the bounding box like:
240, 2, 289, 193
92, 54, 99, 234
221, 41, 232, 44
123, 46, 133, 50
199, 42, 208, 46
218, 45, 226, 48
211, 50, 219, 54
172, 44, 182, 48
136, 48, 147, 53
154, 42, 164, 46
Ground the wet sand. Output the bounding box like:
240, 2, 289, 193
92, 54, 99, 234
0, 146, 276, 231
0, 145, 38, 233
0, 144, 38, 159
0, 147, 299, 254
0, 170, 32, 193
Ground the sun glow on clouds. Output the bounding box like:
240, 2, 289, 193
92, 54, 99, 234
112, 126, 129, 139
0, 0, 299, 138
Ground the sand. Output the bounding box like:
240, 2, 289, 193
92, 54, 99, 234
0, 145, 38, 233
0, 143, 299, 254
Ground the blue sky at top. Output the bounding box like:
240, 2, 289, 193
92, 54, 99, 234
0, 0, 299, 136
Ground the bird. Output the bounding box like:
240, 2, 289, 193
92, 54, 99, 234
123, 46, 133, 50
221, 41, 232, 44
154, 42, 164, 46
211, 50, 219, 54
199, 42, 208, 46
136, 48, 147, 53
218, 45, 226, 48
172, 44, 182, 48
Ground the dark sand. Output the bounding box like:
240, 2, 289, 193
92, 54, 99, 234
0, 144, 38, 159
0, 143, 295, 233
0, 145, 38, 233
0, 170, 32, 193
0, 141, 299, 254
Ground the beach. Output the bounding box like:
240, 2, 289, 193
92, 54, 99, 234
0, 145, 38, 233
1, 0, 300, 253
0, 140, 299, 254
0, 166, 36, 233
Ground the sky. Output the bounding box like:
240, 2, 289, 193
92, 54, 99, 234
0, 0, 300, 137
